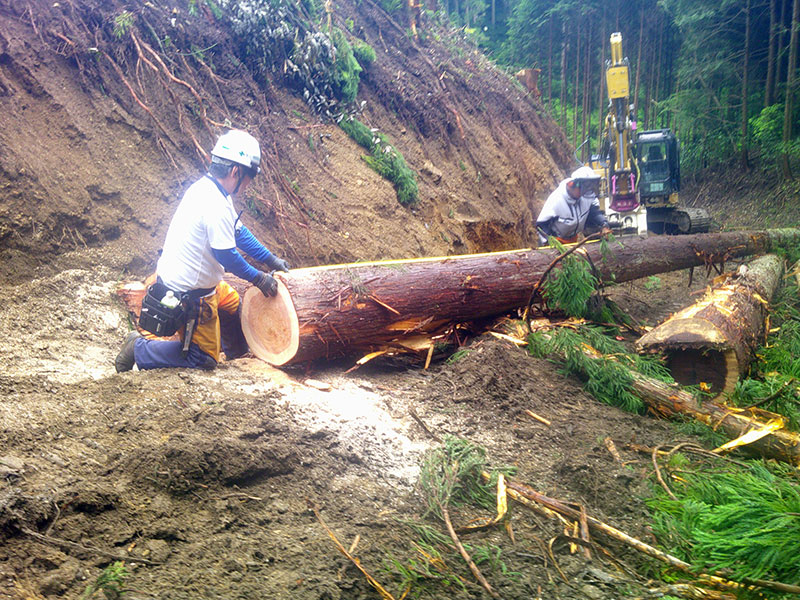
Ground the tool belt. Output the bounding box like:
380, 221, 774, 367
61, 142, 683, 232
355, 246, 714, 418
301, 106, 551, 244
139, 281, 214, 346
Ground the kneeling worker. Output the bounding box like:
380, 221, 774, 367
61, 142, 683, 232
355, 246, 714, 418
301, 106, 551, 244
115, 129, 290, 372
536, 166, 611, 246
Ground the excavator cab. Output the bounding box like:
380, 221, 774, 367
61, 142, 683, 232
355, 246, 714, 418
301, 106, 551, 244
633, 128, 710, 234
635, 129, 680, 203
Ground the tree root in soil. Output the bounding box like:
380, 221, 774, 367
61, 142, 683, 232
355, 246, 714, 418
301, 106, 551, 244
22, 527, 162, 566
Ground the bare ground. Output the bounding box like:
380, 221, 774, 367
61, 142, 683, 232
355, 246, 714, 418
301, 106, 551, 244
0, 248, 718, 600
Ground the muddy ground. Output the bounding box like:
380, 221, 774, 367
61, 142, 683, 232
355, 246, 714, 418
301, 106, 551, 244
0, 247, 720, 600
0, 2, 774, 598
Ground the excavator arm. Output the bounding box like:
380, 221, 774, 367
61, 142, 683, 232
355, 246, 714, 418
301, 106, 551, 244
602, 32, 639, 213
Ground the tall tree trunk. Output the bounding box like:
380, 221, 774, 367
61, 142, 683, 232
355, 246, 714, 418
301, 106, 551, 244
581, 21, 592, 160
491, 0, 495, 27
778, 0, 788, 92
653, 17, 665, 128
634, 5, 644, 123
781, 0, 799, 178
573, 21, 581, 147
561, 23, 568, 131
597, 19, 607, 151
671, 75, 681, 135
766, 0, 778, 107
642, 44, 651, 128
662, 21, 675, 128
646, 19, 664, 129
547, 17, 553, 109
742, 0, 751, 168
643, 19, 654, 129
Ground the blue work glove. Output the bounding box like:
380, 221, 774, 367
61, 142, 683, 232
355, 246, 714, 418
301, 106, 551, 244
252, 270, 278, 297
267, 255, 290, 273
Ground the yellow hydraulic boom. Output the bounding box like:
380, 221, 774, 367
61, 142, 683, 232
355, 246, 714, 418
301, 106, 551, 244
602, 32, 638, 212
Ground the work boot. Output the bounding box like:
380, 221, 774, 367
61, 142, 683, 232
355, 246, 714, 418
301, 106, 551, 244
115, 331, 141, 373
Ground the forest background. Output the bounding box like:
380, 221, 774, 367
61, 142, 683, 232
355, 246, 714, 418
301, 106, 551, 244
426, 0, 800, 179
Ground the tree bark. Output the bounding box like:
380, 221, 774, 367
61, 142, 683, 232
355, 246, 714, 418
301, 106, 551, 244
741, 0, 751, 169
636, 254, 785, 399
567, 336, 800, 466
778, 0, 788, 89
573, 22, 581, 147
628, 371, 800, 466
655, 17, 664, 126
561, 23, 568, 130
547, 18, 553, 108
597, 20, 607, 150
581, 21, 591, 160
634, 5, 644, 123
781, 0, 799, 178
766, 0, 778, 107
240, 229, 800, 366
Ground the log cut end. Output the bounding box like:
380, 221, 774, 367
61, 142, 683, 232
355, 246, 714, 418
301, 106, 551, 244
637, 317, 739, 400
666, 348, 739, 401
241, 280, 299, 366
636, 317, 727, 350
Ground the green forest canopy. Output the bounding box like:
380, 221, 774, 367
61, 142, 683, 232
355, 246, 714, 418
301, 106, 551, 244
422, 0, 800, 177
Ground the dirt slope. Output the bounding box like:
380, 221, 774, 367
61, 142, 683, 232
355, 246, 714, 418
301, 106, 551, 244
0, 0, 570, 284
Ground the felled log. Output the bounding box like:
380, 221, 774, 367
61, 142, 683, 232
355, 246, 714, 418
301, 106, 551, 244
636, 254, 785, 399
629, 371, 800, 465
242, 229, 800, 365
554, 336, 800, 465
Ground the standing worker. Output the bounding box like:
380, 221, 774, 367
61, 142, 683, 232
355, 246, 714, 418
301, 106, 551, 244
536, 166, 611, 246
115, 129, 290, 372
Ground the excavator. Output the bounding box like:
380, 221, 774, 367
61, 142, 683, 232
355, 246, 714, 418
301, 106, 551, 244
587, 32, 710, 235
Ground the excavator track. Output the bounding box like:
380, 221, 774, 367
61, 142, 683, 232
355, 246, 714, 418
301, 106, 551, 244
646, 206, 711, 235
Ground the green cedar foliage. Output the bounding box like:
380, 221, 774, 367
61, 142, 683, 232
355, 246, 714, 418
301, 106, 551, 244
419, 437, 497, 518
527, 324, 672, 413
80, 562, 129, 599
352, 40, 377, 67
331, 29, 362, 103
420, 437, 516, 516
648, 461, 800, 586
540, 238, 598, 318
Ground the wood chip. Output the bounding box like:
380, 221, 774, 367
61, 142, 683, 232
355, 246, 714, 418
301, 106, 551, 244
304, 379, 331, 391
603, 437, 622, 462
524, 409, 551, 426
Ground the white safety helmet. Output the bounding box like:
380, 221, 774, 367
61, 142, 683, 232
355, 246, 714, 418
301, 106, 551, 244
211, 129, 261, 175
570, 166, 601, 182
569, 165, 601, 197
